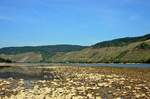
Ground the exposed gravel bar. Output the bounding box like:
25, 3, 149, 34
0, 66, 150, 99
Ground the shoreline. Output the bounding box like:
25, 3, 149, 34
0, 62, 150, 68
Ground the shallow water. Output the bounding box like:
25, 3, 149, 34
73, 63, 150, 68
1, 63, 150, 68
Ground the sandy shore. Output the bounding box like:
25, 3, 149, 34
0, 66, 150, 99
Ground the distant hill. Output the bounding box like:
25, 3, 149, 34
0, 45, 87, 62
0, 34, 150, 63
93, 34, 150, 48
49, 34, 150, 63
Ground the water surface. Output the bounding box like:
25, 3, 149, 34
70, 63, 150, 68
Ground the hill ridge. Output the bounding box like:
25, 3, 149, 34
0, 33, 150, 63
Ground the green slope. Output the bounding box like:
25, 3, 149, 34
93, 34, 150, 48
0, 34, 150, 63
0, 57, 12, 63
0, 52, 42, 63
0, 45, 87, 62
49, 34, 150, 63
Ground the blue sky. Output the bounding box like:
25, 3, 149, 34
0, 0, 150, 47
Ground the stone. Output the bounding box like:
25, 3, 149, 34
116, 97, 122, 99
96, 96, 102, 99
135, 94, 141, 98
125, 86, 131, 89
87, 94, 94, 99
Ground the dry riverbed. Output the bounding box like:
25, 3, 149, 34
0, 66, 150, 99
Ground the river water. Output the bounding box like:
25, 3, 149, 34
69, 63, 150, 68
0, 63, 150, 68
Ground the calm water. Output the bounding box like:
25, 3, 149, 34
71, 63, 150, 68
0, 63, 150, 68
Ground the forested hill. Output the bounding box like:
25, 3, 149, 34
0, 34, 150, 63
49, 34, 150, 63
0, 45, 87, 54
0, 45, 87, 62
93, 34, 150, 48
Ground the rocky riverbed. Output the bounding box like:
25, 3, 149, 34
0, 66, 150, 99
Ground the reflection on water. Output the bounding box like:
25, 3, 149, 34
0, 63, 150, 68
73, 63, 150, 68
0, 66, 55, 80
0, 66, 56, 90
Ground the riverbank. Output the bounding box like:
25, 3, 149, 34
0, 66, 150, 99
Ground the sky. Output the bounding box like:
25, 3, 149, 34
0, 0, 150, 47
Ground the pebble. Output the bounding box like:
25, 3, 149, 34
96, 96, 102, 99
0, 67, 149, 99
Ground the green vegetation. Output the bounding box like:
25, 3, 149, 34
49, 34, 150, 63
135, 42, 150, 49
93, 34, 150, 48
0, 34, 150, 63
0, 45, 87, 62
0, 57, 12, 63
0, 45, 86, 55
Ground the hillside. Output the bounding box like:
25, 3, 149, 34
93, 34, 150, 48
0, 45, 87, 62
0, 57, 12, 63
49, 34, 150, 63
0, 34, 150, 63
0, 52, 42, 63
